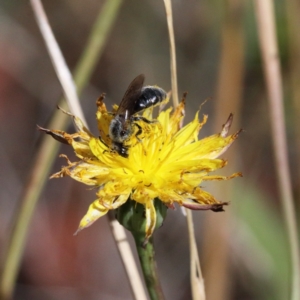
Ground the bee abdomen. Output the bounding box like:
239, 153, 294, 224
134, 86, 167, 113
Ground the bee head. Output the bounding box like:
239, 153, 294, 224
109, 116, 133, 143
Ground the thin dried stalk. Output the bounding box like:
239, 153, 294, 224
31, 0, 86, 125
163, 0, 179, 107
253, 1, 300, 299
186, 210, 206, 300
162, 1, 205, 299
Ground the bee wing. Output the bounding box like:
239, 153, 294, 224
116, 74, 145, 116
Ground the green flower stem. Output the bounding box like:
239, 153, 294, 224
133, 235, 165, 300
116, 199, 167, 300
0, 1, 122, 299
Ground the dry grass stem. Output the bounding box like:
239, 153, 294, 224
186, 210, 206, 300
31, 0, 87, 125
163, 0, 179, 107
254, 1, 300, 299
163, 1, 204, 299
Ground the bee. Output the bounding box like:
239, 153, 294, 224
108, 74, 167, 158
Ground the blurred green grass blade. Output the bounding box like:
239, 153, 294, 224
234, 184, 289, 300
73, 0, 122, 94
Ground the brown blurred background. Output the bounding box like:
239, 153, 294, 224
0, 0, 298, 299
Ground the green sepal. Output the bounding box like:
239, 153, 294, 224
116, 198, 168, 236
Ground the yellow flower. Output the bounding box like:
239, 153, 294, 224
40, 97, 241, 241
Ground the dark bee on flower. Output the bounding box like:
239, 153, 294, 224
108, 74, 167, 158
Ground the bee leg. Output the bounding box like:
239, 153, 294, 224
132, 116, 157, 124
133, 122, 148, 156
99, 135, 116, 156
134, 123, 143, 142
109, 142, 129, 158
99, 135, 109, 148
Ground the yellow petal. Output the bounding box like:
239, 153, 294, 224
160, 158, 227, 174
195, 133, 239, 159
145, 200, 156, 242
89, 137, 109, 161
101, 193, 131, 209
202, 172, 242, 181
74, 200, 108, 235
